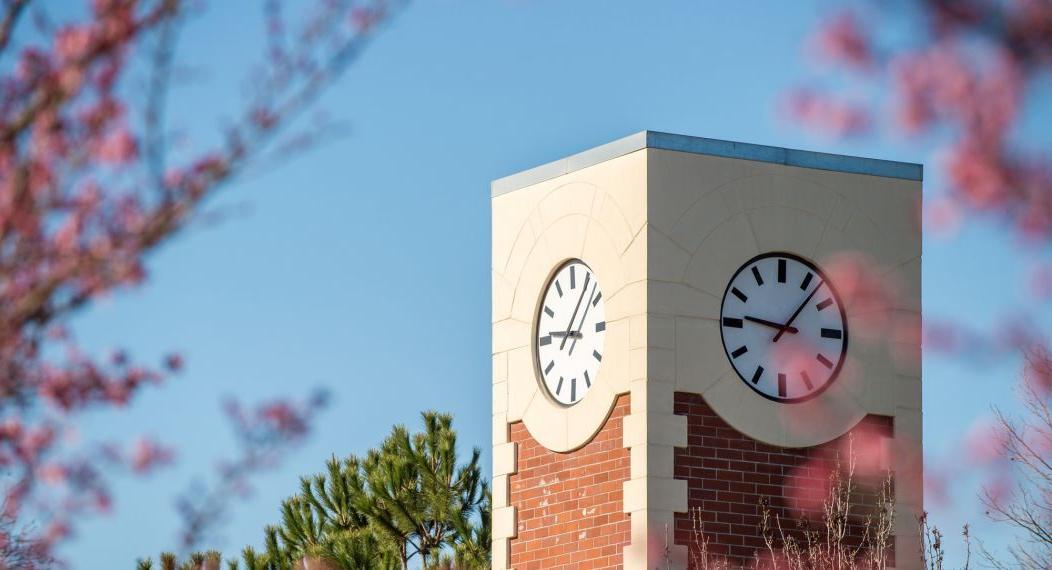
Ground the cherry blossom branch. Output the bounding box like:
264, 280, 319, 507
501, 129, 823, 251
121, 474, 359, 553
0, 0, 405, 563
174, 391, 329, 555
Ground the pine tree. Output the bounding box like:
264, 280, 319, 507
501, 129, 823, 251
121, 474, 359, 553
136, 411, 487, 569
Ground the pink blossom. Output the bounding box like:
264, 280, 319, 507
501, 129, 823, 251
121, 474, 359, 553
164, 353, 184, 372
54, 26, 93, 62
38, 464, 69, 486
94, 128, 138, 163
925, 196, 963, 239
962, 417, 1008, 466
130, 438, 174, 474
783, 89, 870, 136
812, 12, 873, 69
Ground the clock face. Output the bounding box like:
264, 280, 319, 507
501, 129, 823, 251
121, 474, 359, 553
535, 260, 606, 406
719, 252, 848, 403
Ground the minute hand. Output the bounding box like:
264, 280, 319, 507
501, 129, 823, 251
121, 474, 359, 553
560, 272, 591, 350
773, 279, 824, 343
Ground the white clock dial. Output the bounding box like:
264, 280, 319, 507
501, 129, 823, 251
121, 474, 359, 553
535, 260, 606, 406
720, 252, 848, 403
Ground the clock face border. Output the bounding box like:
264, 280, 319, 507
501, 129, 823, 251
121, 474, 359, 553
532, 258, 606, 408
718, 251, 849, 404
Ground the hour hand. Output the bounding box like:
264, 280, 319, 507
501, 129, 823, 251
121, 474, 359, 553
744, 316, 798, 334
550, 331, 583, 339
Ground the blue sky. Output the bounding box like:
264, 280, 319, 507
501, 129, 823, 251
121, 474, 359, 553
57, 1, 1050, 566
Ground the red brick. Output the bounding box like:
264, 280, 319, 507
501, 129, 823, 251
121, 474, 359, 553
509, 395, 631, 569
673, 392, 896, 568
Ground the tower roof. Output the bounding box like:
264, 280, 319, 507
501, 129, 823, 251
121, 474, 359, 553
492, 130, 923, 197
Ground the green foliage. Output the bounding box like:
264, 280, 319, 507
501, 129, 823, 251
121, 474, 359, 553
137, 411, 489, 570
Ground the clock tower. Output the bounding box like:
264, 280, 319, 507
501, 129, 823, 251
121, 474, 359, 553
491, 132, 922, 569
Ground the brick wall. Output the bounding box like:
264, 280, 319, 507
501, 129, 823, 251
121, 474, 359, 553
673, 392, 894, 567
509, 394, 631, 570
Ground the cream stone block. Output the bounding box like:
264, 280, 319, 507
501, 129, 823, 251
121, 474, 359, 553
759, 173, 839, 220
492, 189, 540, 268
492, 538, 510, 570
502, 223, 537, 284
647, 150, 750, 233
810, 225, 855, 273
493, 381, 508, 414
606, 279, 646, 321
622, 478, 647, 513
648, 315, 676, 349
648, 348, 676, 384
726, 174, 788, 215
845, 206, 915, 268
566, 381, 616, 449
601, 318, 632, 394
648, 226, 691, 283
839, 346, 893, 416
630, 379, 648, 415
505, 346, 535, 419
675, 317, 730, 394
698, 378, 774, 443
667, 185, 736, 253
492, 319, 530, 354
896, 375, 922, 411
893, 509, 922, 570
492, 506, 517, 539
631, 378, 675, 415
629, 314, 647, 349
622, 545, 644, 570
649, 509, 688, 564
493, 272, 515, 322
745, 206, 826, 258
522, 396, 568, 452
684, 215, 760, 296
896, 407, 923, 448
592, 191, 637, 254
622, 475, 690, 515
630, 443, 647, 480
703, 376, 807, 448
492, 352, 507, 384
651, 413, 688, 447
492, 475, 509, 508
893, 409, 924, 514
649, 478, 688, 512
630, 347, 647, 382
538, 182, 596, 226
537, 213, 590, 264
827, 194, 854, 230
620, 224, 649, 285
891, 256, 922, 312
639, 443, 673, 479
581, 219, 629, 293
846, 178, 920, 261
493, 414, 509, 446
508, 237, 559, 323
622, 414, 647, 448
597, 147, 646, 206
773, 385, 867, 448
493, 442, 517, 477
649, 281, 720, 319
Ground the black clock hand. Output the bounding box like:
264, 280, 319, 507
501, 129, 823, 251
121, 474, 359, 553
773, 279, 824, 343
559, 272, 591, 350
568, 281, 598, 356
744, 316, 798, 334
550, 331, 583, 338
